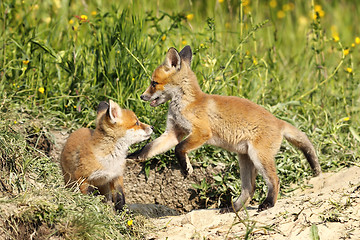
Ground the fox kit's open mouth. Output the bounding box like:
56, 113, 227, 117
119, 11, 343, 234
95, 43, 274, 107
150, 97, 160, 107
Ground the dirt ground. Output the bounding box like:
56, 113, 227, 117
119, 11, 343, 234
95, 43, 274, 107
50, 131, 360, 240
146, 166, 360, 239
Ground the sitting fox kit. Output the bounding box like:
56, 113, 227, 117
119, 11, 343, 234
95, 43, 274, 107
130, 45, 321, 212
60, 100, 153, 211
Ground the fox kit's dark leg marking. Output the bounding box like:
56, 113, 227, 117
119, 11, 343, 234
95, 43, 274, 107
234, 154, 258, 211
175, 126, 211, 176
247, 143, 280, 212
110, 177, 125, 212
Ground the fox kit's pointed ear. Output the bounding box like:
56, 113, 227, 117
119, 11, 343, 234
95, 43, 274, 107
179, 45, 192, 66
96, 101, 109, 125
108, 100, 122, 124
97, 101, 109, 114
164, 47, 181, 70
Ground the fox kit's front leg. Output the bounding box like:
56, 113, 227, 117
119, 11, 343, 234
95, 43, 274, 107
110, 176, 125, 212
129, 122, 185, 161
175, 125, 212, 176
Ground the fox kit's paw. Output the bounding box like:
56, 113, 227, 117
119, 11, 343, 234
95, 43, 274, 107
258, 200, 274, 212
127, 150, 146, 162
182, 164, 193, 177
219, 207, 233, 214
114, 194, 125, 212
176, 154, 193, 177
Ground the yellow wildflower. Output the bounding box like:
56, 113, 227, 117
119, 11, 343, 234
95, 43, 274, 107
355, 37, 360, 44
127, 220, 133, 226
218, 0, 224, 3
343, 117, 350, 121
277, 10, 285, 19
343, 49, 350, 56
313, 5, 325, 20
80, 15, 88, 22
182, 40, 187, 45
253, 56, 258, 65
73, 105, 77, 109
91, 11, 97, 16
161, 35, 166, 41
23, 60, 29, 65
44, 17, 51, 24
269, 0, 277, 8
244, 6, 251, 14
288, 3, 295, 11
352, 43, 355, 48
333, 34, 340, 42
283, 4, 291, 11
314, 5, 322, 12
200, 43, 204, 48
69, 19, 74, 25
14, 120, 17, 124
186, 13, 194, 21
346, 67, 352, 73
242, 0, 250, 6
298, 16, 308, 27
38, 87, 45, 94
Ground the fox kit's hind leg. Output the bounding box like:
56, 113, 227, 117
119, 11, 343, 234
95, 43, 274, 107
231, 154, 258, 212
248, 143, 280, 211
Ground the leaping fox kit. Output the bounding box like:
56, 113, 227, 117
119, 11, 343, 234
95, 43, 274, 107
129, 45, 321, 212
60, 100, 153, 211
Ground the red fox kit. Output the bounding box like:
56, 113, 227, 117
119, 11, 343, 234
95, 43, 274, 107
60, 100, 153, 211
129, 46, 321, 212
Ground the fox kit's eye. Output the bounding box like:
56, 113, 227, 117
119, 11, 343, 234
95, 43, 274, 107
151, 81, 158, 88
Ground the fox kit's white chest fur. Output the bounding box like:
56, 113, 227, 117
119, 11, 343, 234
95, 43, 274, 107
168, 91, 192, 133
88, 139, 128, 185
88, 128, 151, 186
100, 140, 128, 174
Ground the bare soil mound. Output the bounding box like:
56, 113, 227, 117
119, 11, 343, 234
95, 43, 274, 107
146, 166, 360, 239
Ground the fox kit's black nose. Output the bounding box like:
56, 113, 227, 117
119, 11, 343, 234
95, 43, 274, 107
140, 95, 146, 101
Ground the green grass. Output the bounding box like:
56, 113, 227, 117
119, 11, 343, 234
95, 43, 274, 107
1, 0, 360, 238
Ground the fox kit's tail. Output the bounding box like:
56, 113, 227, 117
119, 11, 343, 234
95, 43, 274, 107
282, 121, 321, 176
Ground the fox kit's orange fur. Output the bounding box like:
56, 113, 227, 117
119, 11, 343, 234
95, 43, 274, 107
129, 46, 321, 212
60, 100, 153, 211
